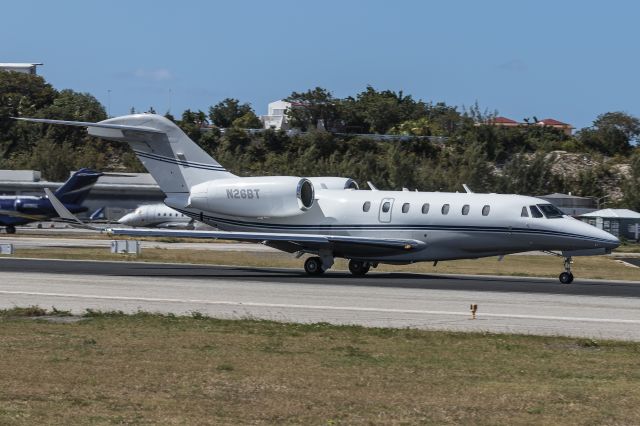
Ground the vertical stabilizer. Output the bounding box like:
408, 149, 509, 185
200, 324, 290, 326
54, 168, 102, 205
89, 114, 236, 194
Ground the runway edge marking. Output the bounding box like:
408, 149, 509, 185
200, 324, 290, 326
1, 290, 639, 325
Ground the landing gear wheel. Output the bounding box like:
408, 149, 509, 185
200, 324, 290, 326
348, 260, 370, 276
304, 257, 324, 275
559, 272, 574, 284
559, 256, 574, 284
5, 225, 16, 234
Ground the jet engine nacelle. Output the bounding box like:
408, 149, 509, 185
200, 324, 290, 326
188, 176, 315, 218
306, 177, 359, 190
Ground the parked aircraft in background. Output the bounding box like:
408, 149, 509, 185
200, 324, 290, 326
118, 203, 194, 228
0, 168, 102, 234
22, 114, 619, 283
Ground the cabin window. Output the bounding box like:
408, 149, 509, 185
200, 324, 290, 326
402, 203, 410, 213
421, 203, 430, 214
157, 213, 161, 217
382, 202, 391, 213
363, 201, 371, 212
521, 206, 529, 217
163, 213, 167, 216
462, 204, 470, 215
441, 204, 450, 215
538, 204, 564, 219
482, 205, 490, 216
530, 205, 543, 218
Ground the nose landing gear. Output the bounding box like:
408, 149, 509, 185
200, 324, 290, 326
5, 225, 16, 234
559, 256, 574, 284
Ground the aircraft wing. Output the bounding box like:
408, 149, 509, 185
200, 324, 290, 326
43, 189, 425, 257
106, 227, 425, 256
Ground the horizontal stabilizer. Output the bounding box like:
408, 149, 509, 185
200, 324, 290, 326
13, 117, 164, 134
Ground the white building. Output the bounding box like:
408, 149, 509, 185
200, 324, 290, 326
0, 63, 43, 75
261, 100, 291, 130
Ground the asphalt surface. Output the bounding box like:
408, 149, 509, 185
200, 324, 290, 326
1, 258, 639, 340
0, 257, 638, 297
620, 257, 640, 268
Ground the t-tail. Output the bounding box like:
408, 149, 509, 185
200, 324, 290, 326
15, 114, 237, 199
54, 168, 103, 205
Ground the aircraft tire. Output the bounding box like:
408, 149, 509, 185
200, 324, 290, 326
5, 225, 16, 234
348, 260, 370, 276
559, 272, 574, 284
304, 257, 324, 275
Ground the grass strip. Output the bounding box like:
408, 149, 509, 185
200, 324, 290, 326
1, 307, 639, 425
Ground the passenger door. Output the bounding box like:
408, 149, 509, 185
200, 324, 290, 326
378, 198, 394, 223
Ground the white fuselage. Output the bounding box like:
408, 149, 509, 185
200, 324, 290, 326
167, 189, 619, 263
118, 204, 192, 228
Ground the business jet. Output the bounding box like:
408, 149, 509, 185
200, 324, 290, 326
18, 114, 620, 283
0, 168, 102, 234
117, 203, 194, 228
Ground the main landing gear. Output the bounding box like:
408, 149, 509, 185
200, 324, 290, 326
348, 260, 370, 276
559, 256, 574, 284
303, 257, 373, 277
304, 257, 325, 275
5, 225, 16, 234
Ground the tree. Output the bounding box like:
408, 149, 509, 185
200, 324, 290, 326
285, 87, 339, 131
231, 111, 263, 129
623, 149, 640, 211
208, 98, 253, 128
577, 112, 640, 156
349, 86, 428, 134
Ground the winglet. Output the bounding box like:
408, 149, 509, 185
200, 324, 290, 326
44, 188, 103, 231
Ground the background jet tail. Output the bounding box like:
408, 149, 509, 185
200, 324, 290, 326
53, 168, 103, 205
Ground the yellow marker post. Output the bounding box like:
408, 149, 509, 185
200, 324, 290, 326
470, 304, 478, 320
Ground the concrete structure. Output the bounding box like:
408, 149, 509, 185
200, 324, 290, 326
580, 208, 640, 241
538, 193, 597, 216
0, 170, 164, 220
261, 100, 291, 130
0, 63, 43, 75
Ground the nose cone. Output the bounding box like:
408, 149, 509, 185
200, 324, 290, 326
597, 228, 621, 249
577, 219, 620, 250
118, 213, 136, 226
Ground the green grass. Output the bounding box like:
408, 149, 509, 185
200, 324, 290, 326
1, 308, 640, 425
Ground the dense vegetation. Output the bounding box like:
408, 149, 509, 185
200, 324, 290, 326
1, 71, 639, 209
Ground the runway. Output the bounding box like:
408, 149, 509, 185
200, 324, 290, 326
1, 258, 640, 341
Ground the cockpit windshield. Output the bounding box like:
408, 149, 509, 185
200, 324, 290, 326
537, 204, 564, 218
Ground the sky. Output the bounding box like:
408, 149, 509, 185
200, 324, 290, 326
2, 0, 639, 129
